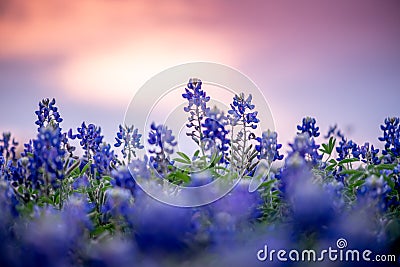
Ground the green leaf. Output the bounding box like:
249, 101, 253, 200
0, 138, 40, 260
173, 158, 191, 164
174, 171, 190, 183
338, 158, 359, 165
341, 169, 363, 175
80, 161, 91, 175
177, 152, 191, 163
347, 172, 365, 183
320, 137, 336, 155
374, 164, 396, 171
55, 193, 61, 205
328, 159, 337, 165
325, 164, 336, 172
66, 160, 81, 176
39, 196, 53, 205
193, 150, 200, 158
260, 179, 276, 189
167, 170, 190, 183
210, 153, 222, 167
102, 176, 112, 182
101, 185, 112, 193
348, 179, 365, 190
329, 138, 335, 152
91, 223, 114, 237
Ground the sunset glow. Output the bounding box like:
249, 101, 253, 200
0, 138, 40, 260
1, 0, 399, 147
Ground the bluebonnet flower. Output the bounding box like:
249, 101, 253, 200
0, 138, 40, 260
0, 132, 18, 161
228, 93, 259, 129
357, 175, 391, 211
201, 106, 230, 163
349, 142, 381, 165
62, 194, 94, 232
228, 93, 260, 176
0, 156, 4, 176
336, 139, 359, 161
21, 139, 33, 157
209, 179, 263, 226
392, 163, 400, 193
288, 133, 322, 165
331, 166, 347, 183
323, 180, 345, 210
21, 202, 90, 267
130, 193, 193, 253
378, 117, 400, 162
4, 158, 28, 192
129, 156, 152, 180
324, 124, 345, 141
290, 177, 338, 235
84, 237, 137, 267
255, 130, 283, 162
359, 142, 380, 165
32, 98, 75, 157
297, 116, 320, 137
182, 78, 210, 114
0, 181, 21, 266
35, 98, 63, 130
111, 167, 137, 195
148, 123, 177, 176
324, 124, 337, 139
101, 187, 135, 228
0, 180, 19, 219
278, 152, 310, 195
92, 143, 117, 177
278, 153, 340, 235
183, 78, 210, 152
28, 126, 66, 189
72, 174, 90, 190
70, 122, 104, 159
114, 124, 144, 163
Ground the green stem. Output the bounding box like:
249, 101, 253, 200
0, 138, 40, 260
195, 106, 206, 157
240, 114, 247, 178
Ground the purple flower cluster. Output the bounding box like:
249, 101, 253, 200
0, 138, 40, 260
336, 139, 359, 161
182, 78, 211, 154
0, 132, 18, 161
148, 123, 177, 176
324, 124, 345, 140
379, 117, 400, 162
297, 116, 320, 137
28, 126, 66, 189
201, 106, 230, 162
182, 78, 210, 114
69, 122, 104, 159
114, 124, 144, 162
92, 143, 117, 177
228, 93, 259, 128
35, 98, 63, 130
288, 132, 322, 165
255, 130, 283, 162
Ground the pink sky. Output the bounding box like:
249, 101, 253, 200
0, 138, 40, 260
0, 0, 399, 151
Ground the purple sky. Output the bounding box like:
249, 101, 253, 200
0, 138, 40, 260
0, 0, 399, 152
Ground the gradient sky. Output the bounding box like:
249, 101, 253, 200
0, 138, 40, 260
0, 0, 399, 152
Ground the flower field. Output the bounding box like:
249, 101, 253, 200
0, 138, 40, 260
0, 79, 399, 267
